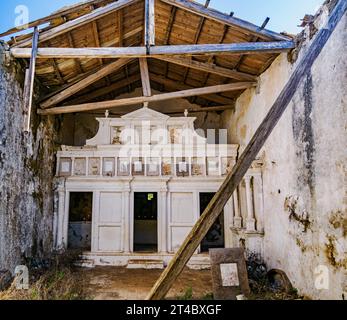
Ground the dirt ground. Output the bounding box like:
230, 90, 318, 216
81, 267, 213, 300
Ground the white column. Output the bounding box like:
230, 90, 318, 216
56, 188, 65, 249
62, 191, 70, 249
159, 189, 168, 253
254, 174, 264, 233
245, 175, 256, 231
223, 197, 234, 248
233, 189, 242, 228
91, 191, 100, 252
123, 188, 131, 253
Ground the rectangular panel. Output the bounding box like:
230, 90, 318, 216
89, 157, 101, 176
103, 158, 115, 177
99, 192, 122, 223
98, 226, 122, 252
171, 193, 194, 224
171, 226, 192, 252
59, 158, 72, 176
74, 158, 86, 176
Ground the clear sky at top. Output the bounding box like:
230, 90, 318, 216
0, 0, 323, 38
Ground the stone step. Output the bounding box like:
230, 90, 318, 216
75, 258, 95, 268
127, 259, 165, 270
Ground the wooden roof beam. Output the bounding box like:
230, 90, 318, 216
149, 73, 236, 105
41, 58, 134, 108
11, 41, 295, 58
13, 0, 140, 47
160, 0, 291, 41
38, 81, 256, 115
156, 56, 257, 81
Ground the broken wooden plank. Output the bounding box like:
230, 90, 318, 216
161, 0, 292, 41
23, 27, 39, 132
155, 56, 257, 81
11, 41, 295, 58
12, 0, 140, 48
146, 0, 347, 300
41, 58, 133, 108
38, 82, 255, 115
139, 58, 152, 97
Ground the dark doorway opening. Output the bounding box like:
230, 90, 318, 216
200, 193, 225, 253
68, 192, 93, 250
134, 192, 158, 253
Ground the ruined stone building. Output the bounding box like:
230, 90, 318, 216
0, 0, 346, 300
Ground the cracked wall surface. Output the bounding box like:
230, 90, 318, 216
0, 43, 56, 273
221, 4, 346, 300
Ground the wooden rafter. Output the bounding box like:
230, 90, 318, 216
155, 56, 257, 81
150, 73, 237, 105
160, 0, 291, 41
182, 0, 210, 83
41, 58, 133, 108
66, 33, 84, 74
234, 17, 271, 71
146, 0, 347, 300
65, 74, 141, 105
200, 11, 233, 91
11, 41, 295, 58
13, 0, 140, 48
38, 82, 255, 115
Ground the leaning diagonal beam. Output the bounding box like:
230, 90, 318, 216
146, 0, 347, 300
10, 41, 295, 58
160, 0, 292, 41
38, 82, 256, 114
40, 58, 133, 108
13, 0, 139, 48
23, 27, 39, 132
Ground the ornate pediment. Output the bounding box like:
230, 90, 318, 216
121, 107, 170, 121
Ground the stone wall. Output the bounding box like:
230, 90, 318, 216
221, 3, 346, 300
0, 43, 56, 273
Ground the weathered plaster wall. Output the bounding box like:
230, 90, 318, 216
58, 88, 223, 146
0, 44, 56, 273
221, 5, 346, 300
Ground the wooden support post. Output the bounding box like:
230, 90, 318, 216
23, 27, 39, 132
139, 58, 151, 97
146, 0, 347, 300
145, 0, 155, 53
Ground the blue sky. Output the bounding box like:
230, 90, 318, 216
0, 0, 323, 37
